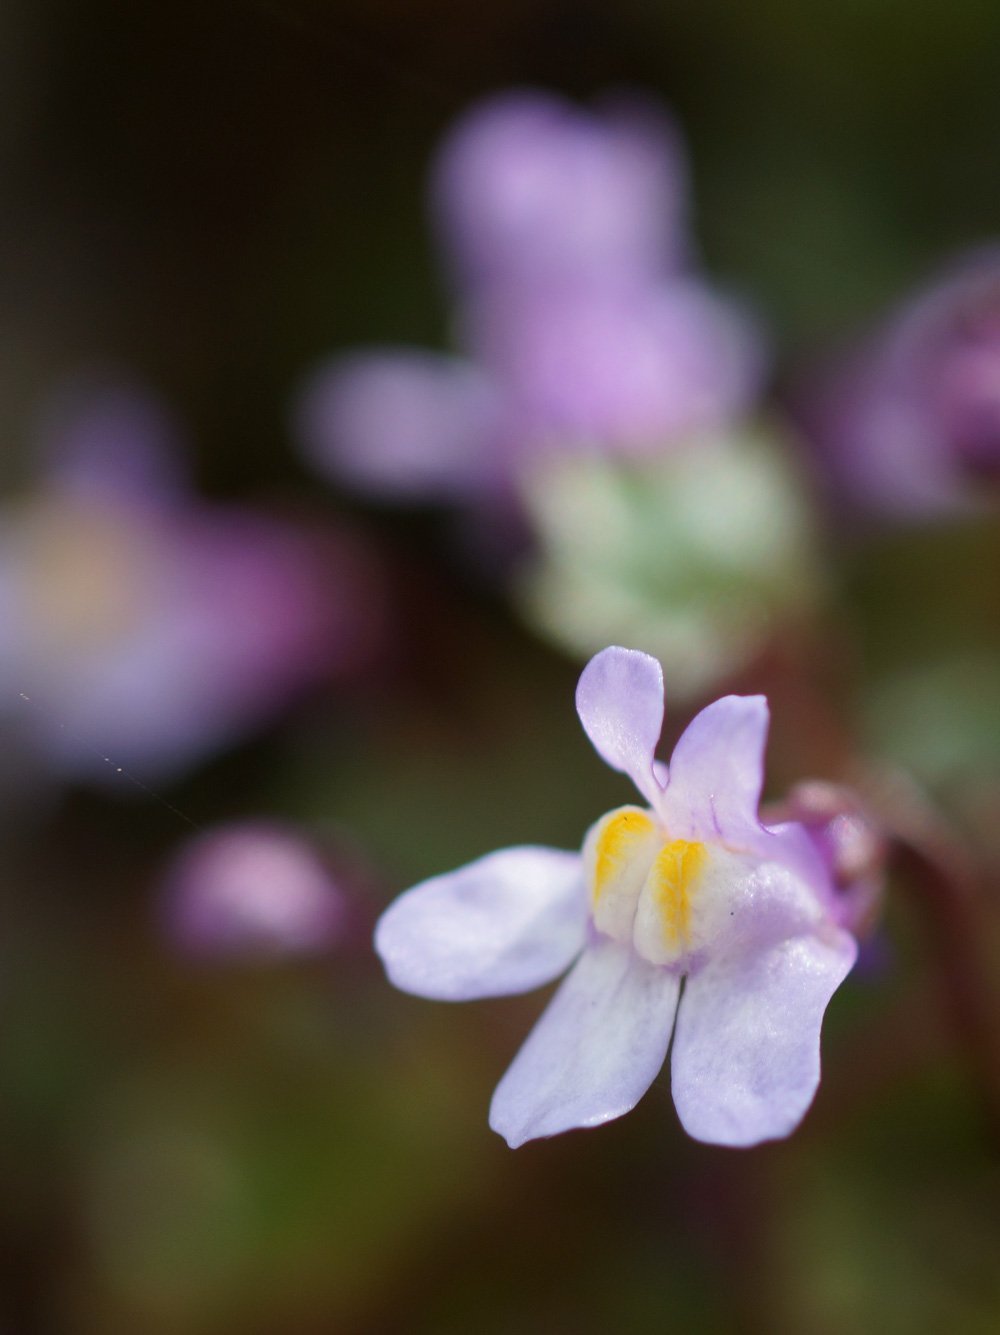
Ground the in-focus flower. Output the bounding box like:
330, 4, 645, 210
295, 90, 763, 509
0, 381, 382, 784
801, 247, 1000, 520
376, 646, 857, 1148
160, 821, 346, 959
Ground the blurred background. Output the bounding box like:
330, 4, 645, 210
2, 1, 1000, 1331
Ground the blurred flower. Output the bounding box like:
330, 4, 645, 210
160, 822, 346, 958
517, 424, 819, 698
0, 382, 381, 784
376, 646, 856, 1148
296, 89, 763, 507
764, 781, 886, 940
802, 248, 1000, 520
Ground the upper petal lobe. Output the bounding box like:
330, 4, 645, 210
576, 645, 665, 807
661, 694, 769, 843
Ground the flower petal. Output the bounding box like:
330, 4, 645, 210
576, 646, 665, 806
431, 89, 688, 290
754, 819, 835, 906
374, 846, 587, 1001
295, 350, 502, 501
661, 694, 769, 843
671, 928, 857, 1147
466, 280, 764, 449
489, 938, 681, 1147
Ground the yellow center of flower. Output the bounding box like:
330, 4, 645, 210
591, 806, 657, 904
645, 838, 708, 954
584, 805, 714, 966
16, 498, 150, 654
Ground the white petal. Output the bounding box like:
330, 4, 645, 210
671, 928, 857, 1147
489, 939, 681, 1147
374, 846, 587, 1001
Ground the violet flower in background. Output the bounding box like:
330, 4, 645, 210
0, 382, 382, 785
802, 247, 1000, 521
376, 646, 857, 1149
161, 821, 347, 959
295, 89, 764, 505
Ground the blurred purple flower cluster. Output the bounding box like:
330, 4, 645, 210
803, 249, 1000, 521
1, 382, 382, 785
296, 90, 764, 505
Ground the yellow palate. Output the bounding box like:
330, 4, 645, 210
585, 805, 712, 962
584, 805, 661, 944
644, 838, 707, 953
591, 807, 656, 905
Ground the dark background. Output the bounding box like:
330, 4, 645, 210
2, 2, 1000, 1331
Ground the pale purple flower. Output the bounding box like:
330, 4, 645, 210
804, 248, 1000, 519
0, 383, 378, 783
375, 646, 857, 1148
161, 822, 346, 958
296, 90, 764, 506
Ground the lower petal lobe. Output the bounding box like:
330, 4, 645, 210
375, 845, 587, 1001
670, 928, 857, 1147
489, 938, 681, 1147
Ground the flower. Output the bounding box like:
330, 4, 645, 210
159, 821, 347, 959
0, 381, 381, 783
801, 247, 1000, 520
375, 646, 857, 1148
295, 90, 763, 509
